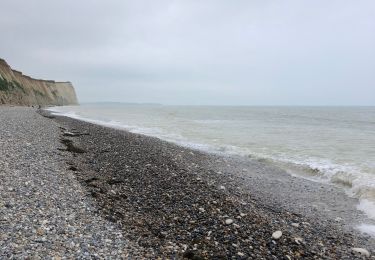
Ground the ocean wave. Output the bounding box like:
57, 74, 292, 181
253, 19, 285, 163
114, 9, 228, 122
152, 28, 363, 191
256, 155, 375, 222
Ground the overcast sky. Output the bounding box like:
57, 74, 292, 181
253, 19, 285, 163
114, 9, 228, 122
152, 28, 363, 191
0, 0, 374, 105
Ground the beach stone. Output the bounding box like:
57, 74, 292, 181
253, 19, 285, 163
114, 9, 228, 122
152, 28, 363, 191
291, 223, 300, 227
352, 247, 370, 257
272, 230, 282, 240
63, 131, 77, 137
36, 228, 44, 236
294, 237, 303, 245
335, 217, 342, 222
225, 219, 234, 225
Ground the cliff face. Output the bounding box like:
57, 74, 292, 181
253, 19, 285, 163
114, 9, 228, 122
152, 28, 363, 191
0, 58, 78, 106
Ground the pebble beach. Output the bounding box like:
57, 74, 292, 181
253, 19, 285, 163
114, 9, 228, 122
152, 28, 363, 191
0, 106, 374, 259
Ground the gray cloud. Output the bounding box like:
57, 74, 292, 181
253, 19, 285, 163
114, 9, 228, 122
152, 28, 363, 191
1, 0, 374, 105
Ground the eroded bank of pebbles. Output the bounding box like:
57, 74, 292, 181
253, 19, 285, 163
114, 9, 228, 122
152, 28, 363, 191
0, 107, 139, 258
51, 110, 374, 259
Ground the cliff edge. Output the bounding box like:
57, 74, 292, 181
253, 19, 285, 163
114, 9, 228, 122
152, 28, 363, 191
0, 58, 78, 106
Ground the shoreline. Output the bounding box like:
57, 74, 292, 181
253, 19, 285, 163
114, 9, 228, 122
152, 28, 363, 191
47, 109, 374, 258
47, 107, 375, 236
47, 105, 375, 226
0, 106, 373, 258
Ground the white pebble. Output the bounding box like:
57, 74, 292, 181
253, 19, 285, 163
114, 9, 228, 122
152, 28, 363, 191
352, 248, 370, 257
272, 230, 282, 240
291, 223, 300, 228
225, 219, 234, 225
63, 131, 76, 137
294, 237, 303, 245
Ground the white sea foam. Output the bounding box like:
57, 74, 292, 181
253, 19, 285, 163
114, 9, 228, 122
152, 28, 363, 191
357, 224, 375, 237
357, 200, 375, 219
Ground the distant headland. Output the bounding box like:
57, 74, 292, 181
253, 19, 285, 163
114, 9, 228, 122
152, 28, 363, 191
0, 58, 78, 106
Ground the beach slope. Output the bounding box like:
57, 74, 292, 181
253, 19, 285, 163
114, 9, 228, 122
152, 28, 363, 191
0, 107, 137, 258
52, 110, 373, 258
0, 107, 373, 258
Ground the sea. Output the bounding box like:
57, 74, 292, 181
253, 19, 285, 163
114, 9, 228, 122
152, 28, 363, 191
49, 104, 375, 233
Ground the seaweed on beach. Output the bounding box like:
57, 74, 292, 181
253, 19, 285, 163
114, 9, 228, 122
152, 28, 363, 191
60, 138, 86, 153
